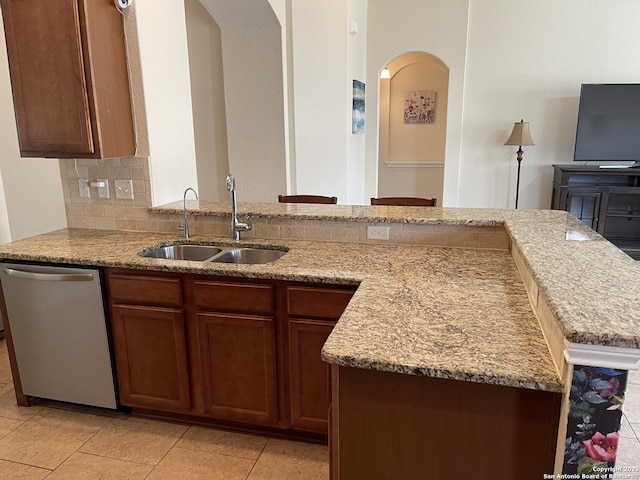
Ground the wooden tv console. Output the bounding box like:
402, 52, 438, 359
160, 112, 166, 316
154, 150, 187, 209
551, 164, 640, 259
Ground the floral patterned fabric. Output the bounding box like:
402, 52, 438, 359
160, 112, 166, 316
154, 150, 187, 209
563, 365, 628, 478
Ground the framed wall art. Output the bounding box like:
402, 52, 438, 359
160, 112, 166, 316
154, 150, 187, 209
352, 80, 365, 134
404, 91, 436, 124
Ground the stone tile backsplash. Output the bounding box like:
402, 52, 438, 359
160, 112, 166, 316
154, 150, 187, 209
59, 157, 509, 250
59, 157, 152, 230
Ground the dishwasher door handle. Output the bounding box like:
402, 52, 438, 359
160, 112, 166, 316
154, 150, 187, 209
3, 267, 95, 282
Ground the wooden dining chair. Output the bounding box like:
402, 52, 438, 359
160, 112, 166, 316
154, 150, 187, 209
278, 194, 338, 204
370, 196, 437, 206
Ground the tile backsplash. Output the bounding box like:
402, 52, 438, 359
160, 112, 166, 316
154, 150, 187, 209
59, 157, 509, 250
59, 157, 152, 230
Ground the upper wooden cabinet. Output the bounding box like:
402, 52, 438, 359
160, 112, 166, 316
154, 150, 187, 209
0, 0, 134, 158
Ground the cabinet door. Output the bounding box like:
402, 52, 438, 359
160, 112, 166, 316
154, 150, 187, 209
0, 0, 134, 158
600, 189, 640, 259
566, 190, 602, 231
111, 304, 191, 412
289, 319, 335, 433
198, 312, 278, 425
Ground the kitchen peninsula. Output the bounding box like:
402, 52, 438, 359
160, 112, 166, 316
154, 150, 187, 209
0, 204, 638, 479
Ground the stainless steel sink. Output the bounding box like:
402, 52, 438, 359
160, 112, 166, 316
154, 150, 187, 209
140, 244, 222, 261
139, 243, 287, 264
210, 248, 287, 264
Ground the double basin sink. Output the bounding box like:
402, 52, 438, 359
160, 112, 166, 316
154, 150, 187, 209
139, 243, 287, 265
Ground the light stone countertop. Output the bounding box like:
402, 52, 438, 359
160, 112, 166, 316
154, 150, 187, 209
1, 205, 638, 394
152, 201, 507, 225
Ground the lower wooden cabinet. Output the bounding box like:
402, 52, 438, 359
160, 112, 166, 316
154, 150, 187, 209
198, 312, 278, 425
110, 304, 191, 412
288, 319, 335, 432
286, 284, 356, 433
105, 268, 357, 437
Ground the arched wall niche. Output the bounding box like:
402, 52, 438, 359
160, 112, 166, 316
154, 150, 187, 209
377, 52, 449, 204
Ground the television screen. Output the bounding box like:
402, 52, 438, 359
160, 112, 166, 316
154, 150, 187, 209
573, 83, 640, 163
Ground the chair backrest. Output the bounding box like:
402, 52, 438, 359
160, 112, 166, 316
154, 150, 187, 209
278, 194, 337, 204
370, 196, 437, 207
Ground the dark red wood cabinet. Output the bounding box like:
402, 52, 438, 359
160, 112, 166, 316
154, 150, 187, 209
0, 0, 134, 158
105, 268, 357, 438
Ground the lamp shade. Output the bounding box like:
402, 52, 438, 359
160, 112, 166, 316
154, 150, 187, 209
504, 120, 535, 146
380, 67, 391, 79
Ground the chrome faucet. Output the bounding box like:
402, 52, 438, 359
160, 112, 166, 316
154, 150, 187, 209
226, 174, 251, 241
179, 187, 198, 238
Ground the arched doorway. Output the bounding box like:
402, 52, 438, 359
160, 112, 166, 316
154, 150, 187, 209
377, 52, 449, 205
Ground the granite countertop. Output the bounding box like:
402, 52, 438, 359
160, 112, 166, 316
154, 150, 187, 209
503, 210, 640, 349
155, 202, 640, 349
152, 200, 507, 225
1, 206, 638, 394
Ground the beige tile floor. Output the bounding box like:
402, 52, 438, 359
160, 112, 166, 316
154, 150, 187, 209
0, 338, 639, 478
0, 339, 328, 480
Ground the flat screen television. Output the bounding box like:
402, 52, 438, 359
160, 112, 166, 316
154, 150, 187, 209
573, 83, 640, 166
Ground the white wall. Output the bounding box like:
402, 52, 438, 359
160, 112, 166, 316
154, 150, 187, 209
345, 0, 368, 204
0, 8, 66, 242
193, 0, 286, 203
220, 27, 287, 202
461, 0, 640, 209
290, 0, 348, 201
134, 0, 198, 206
185, 0, 229, 201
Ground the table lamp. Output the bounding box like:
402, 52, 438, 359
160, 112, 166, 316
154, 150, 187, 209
504, 119, 535, 209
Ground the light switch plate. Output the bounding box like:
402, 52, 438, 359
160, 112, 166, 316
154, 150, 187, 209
97, 179, 109, 199
78, 179, 90, 198
115, 180, 134, 200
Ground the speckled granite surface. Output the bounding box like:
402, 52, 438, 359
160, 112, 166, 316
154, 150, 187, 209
153, 203, 640, 347
0, 206, 638, 394
503, 210, 640, 349
151, 201, 506, 225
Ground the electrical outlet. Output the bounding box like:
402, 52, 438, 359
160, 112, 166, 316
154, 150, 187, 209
97, 179, 110, 199
367, 226, 390, 240
115, 180, 134, 200
78, 179, 90, 198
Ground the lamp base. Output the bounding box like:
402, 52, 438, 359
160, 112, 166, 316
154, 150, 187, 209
515, 151, 523, 209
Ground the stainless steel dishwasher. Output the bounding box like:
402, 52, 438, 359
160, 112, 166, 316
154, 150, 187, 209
0, 262, 117, 409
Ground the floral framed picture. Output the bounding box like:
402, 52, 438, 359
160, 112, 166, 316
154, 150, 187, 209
404, 91, 436, 124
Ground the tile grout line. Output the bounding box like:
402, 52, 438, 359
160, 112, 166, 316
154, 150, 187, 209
622, 412, 640, 443
141, 421, 192, 480
1, 458, 52, 477
35, 406, 112, 474
243, 436, 272, 480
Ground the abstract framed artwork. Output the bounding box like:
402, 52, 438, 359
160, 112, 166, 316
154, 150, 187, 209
404, 91, 436, 124
352, 80, 365, 134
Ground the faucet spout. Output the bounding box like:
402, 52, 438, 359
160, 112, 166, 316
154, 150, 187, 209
226, 174, 251, 241
179, 187, 198, 238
